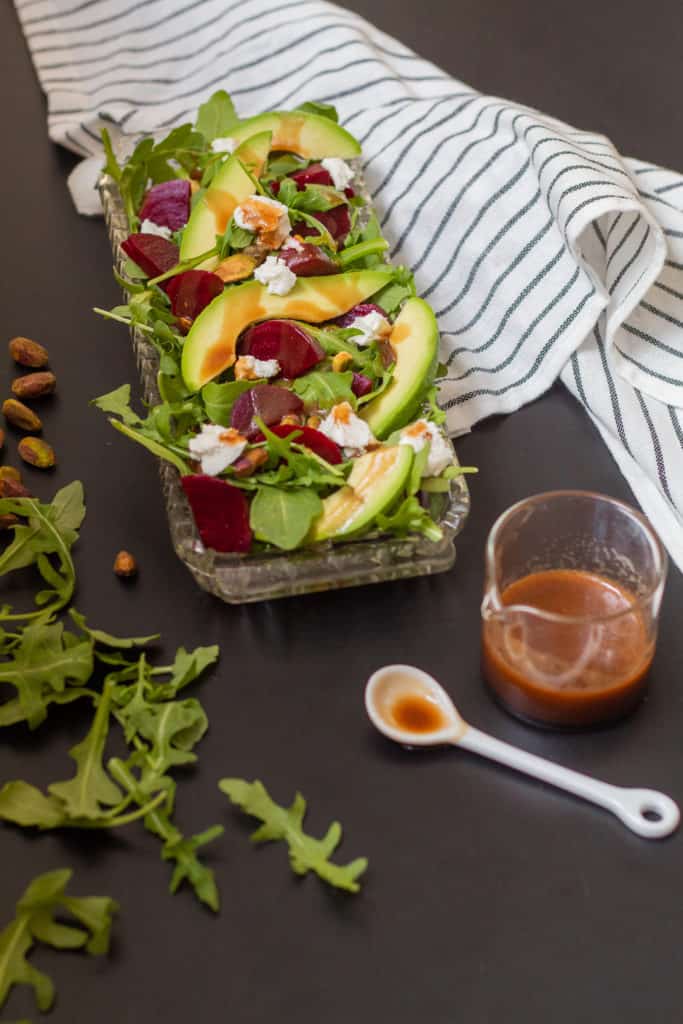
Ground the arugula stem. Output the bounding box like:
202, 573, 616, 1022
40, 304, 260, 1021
101, 789, 167, 828
147, 248, 219, 287
337, 237, 388, 268
93, 307, 155, 335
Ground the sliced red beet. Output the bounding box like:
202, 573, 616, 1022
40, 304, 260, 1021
240, 321, 324, 379
253, 423, 342, 464
165, 270, 224, 320
279, 243, 338, 277
333, 302, 387, 327
230, 384, 304, 439
181, 474, 252, 553
351, 373, 374, 398
292, 204, 351, 244
139, 180, 191, 231
121, 234, 179, 279
289, 163, 334, 188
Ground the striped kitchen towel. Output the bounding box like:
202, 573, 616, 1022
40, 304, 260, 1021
14, 0, 683, 569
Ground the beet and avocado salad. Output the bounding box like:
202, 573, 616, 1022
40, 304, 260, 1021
95, 91, 475, 554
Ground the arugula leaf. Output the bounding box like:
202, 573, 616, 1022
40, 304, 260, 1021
48, 685, 123, 820
294, 100, 339, 122
218, 218, 255, 256
0, 482, 85, 623
0, 620, 94, 730
162, 824, 224, 910
157, 644, 220, 697
90, 383, 141, 426
201, 379, 260, 426
0, 868, 117, 1013
376, 495, 443, 543
423, 384, 447, 426
292, 370, 356, 411
101, 128, 122, 184
195, 90, 240, 141
265, 153, 307, 178
371, 264, 416, 316
109, 419, 191, 475
219, 779, 368, 893
255, 420, 347, 490
250, 487, 322, 550
0, 781, 66, 829
68, 609, 159, 649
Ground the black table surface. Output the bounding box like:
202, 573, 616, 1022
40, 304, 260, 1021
2, 1, 683, 1021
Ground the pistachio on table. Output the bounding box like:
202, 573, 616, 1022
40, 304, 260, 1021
3, 399, 42, 432
8, 336, 49, 368
18, 437, 55, 469
0, 466, 22, 484
0, 476, 31, 497
113, 550, 138, 577
11, 372, 56, 400
0, 514, 18, 529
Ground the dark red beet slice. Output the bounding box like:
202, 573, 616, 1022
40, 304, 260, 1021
139, 180, 191, 231
253, 423, 342, 464
279, 243, 338, 277
351, 373, 374, 398
240, 321, 324, 378
292, 204, 351, 244
289, 163, 334, 188
165, 270, 223, 320
181, 474, 252, 553
333, 302, 387, 327
230, 384, 303, 439
121, 234, 179, 279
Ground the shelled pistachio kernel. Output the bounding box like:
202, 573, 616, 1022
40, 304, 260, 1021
18, 437, 55, 469
2, 399, 42, 432
114, 550, 137, 577
332, 351, 353, 373
9, 336, 49, 368
11, 371, 56, 400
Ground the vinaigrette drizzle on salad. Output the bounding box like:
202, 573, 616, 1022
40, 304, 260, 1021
94, 91, 475, 554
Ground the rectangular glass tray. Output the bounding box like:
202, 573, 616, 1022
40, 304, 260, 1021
98, 167, 470, 604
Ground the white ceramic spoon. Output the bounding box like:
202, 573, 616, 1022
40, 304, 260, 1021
365, 664, 680, 840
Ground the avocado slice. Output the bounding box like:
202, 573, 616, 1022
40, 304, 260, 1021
310, 445, 413, 542
179, 132, 271, 266
181, 268, 393, 391
230, 111, 360, 159
361, 298, 439, 439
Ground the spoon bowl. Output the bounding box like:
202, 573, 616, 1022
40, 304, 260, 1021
364, 664, 680, 840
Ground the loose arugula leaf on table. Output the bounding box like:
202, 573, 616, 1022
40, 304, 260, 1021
0, 620, 94, 730
0, 782, 67, 829
195, 89, 240, 141
0, 868, 117, 1014
291, 370, 357, 411
219, 779, 368, 893
250, 487, 322, 551
92, 385, 194, 475
0, 482, 85, 624
162, 824, 224, 909
68, 609, 159, 649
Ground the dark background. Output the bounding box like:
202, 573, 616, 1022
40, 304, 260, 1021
3, 1, 683, 1021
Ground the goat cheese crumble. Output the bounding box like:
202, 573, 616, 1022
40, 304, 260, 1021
234, 355, 281, 380
319, 402, 376, 455
399, 420, 454, 477
346, 310, 392, 347
140, 218, 173, 240
234, 194, 291, 249
253, 255, 297, 295
321, 158, 354, 191
188, 424, 247, 476
211, 137, 238, 154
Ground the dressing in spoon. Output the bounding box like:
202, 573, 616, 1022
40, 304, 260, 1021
365, 664, 679, 840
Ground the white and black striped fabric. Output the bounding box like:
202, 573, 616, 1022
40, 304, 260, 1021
15, 0, 683, 568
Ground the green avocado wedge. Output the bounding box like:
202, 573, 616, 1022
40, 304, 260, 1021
361, 297, 439, 439
181, 268, 393, 392
230, 111, 360, 159
179, 132, 271, 266
310, 445, 414, 542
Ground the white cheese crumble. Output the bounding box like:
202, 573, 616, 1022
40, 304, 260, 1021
399, 420, 454, 477
211, 137, 238, 154
233, 194, 291, 248
318, 402, 376, 455
140, 218, 173, 239
282, 235, 305, 252
234, 355, 281, 380
253, 255, 297, 295
188, 424, 247, 476
346, 310, 392, 347
321, 157, 354, 191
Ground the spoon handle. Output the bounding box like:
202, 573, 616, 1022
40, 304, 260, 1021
458, 727, 679, 839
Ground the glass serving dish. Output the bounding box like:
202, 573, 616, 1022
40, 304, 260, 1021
97, 164, 470, 604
